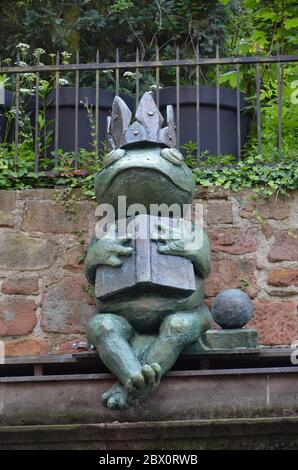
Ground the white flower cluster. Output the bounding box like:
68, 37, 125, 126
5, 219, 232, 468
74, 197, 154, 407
16, 43, 30, 52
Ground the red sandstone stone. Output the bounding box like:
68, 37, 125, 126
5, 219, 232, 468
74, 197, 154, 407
4, 337, 48, 356
0, 190, 16, 228
2, 277, 39, 295
239, 192, 290, 220
0, 190, 16, 210
205, 256, 257, 298
195, 186, 230, 200
41, 275, 94, 334
207, 202, 233, 225
208, 228, 258, 255
261, 223, 274, 239
0, 212, 15, 228
268, 288, 298, 297
268, 269, 298, 287
21, 200, 90, 234
0, 299, 37, 336
268, 229, 298, 262
249, 301, 298, 346
63, 246, 85, 272
0, 232, 56, 271
258, 197, 290, 220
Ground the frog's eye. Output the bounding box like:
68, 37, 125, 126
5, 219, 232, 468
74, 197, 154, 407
104, 149, 125, 168
161, 148, 183, 166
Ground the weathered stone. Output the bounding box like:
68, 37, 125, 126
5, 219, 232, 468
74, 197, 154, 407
257, 196, 290, 220
268, 288, 298, 297
0, 211, 14, 228
249, 301, 298, 346
239, 192, 290, 220
0, 299, 37, 336
205, 257, 257, 298
41, 275, 94, 333
268, 229, 298, 262
22, 201, 90, 234
261, 223, 274, 240
0, 190, 16, 228
63, 246, 85, 272
207, 202, 233, 225
195, 186, 230, 200
197, 328, 259, 351
4, 337, 48, 356
0, 233, 55, 271
208, 228, 258, 255
268, 269, 298, 287
17, 189, 60, 200
2, 277, 39, 295
0, 190, 16, 210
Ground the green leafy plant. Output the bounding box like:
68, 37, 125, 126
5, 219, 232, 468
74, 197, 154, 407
0, 2, 297, 199
193, 154, 298, 196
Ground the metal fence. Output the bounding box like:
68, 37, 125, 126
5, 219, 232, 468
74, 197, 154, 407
0, 47, 297, 173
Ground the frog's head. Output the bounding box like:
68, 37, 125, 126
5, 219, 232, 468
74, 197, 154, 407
95, 92, 195, 215
95, 145, 195, 213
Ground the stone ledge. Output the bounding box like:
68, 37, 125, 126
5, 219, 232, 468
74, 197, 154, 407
1, 366, 297, 426
1, 417, 298, 450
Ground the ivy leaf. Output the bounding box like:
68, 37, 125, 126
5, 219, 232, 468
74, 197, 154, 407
285, 18, 298, 29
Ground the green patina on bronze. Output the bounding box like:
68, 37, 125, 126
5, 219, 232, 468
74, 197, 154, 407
84, 92, 249, 410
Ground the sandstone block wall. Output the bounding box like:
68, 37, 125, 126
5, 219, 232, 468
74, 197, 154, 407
0, 188, 297, 356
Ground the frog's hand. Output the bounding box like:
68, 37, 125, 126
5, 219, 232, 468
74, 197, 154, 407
167, 226, 211, 279
152, 221, 211, 279
84, 233, 132, 285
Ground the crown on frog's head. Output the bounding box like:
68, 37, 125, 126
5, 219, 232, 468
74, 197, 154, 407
106, 91, 176, 152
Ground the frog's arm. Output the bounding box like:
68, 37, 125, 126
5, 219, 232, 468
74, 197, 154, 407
84, 229, 133, 285
154, 220, 211, 279
84, 234, 99, 285
188, 229, 211, 279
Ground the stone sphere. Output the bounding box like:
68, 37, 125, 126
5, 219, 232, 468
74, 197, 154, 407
211, 289, 253, 329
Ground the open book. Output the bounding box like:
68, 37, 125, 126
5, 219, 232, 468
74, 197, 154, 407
95, 214, 196, 300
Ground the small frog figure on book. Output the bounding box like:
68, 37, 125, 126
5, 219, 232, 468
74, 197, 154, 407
85, 92, 212, 409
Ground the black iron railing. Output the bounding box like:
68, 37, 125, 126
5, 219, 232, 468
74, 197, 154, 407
0, 48, 297, 172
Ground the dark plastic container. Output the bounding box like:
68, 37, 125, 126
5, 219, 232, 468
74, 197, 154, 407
27, 88, 135, 154
156, 86, 251, 156
0, 90, 14, 144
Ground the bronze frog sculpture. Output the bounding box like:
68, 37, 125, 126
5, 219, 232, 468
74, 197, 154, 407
85, 92, 212, 409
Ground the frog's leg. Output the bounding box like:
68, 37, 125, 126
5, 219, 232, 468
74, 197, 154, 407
144, 305, 212, 376
101, 307, 211, 410
101, 334, 157, 410
87, 314, 161, 409
87, 313, 141, 387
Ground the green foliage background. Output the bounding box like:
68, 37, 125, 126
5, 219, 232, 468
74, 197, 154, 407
0, 0, 297, 196
1, 0, 297, 61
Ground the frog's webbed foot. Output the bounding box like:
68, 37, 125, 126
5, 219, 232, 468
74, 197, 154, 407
126, 363, 162, 399
102, 363, 162, 410
102, 382, 131, 410
102, 363, 161, 410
